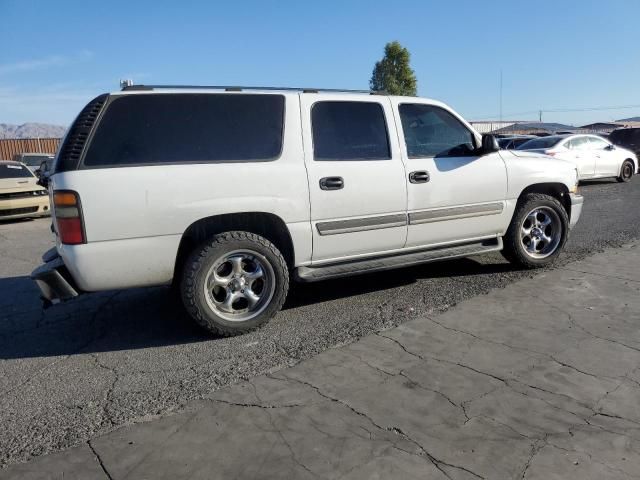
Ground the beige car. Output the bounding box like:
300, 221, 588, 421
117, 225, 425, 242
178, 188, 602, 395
0, 161, 50, 220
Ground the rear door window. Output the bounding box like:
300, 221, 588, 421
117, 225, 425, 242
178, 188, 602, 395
83, 94, 285, 166
568, 137, 590, 150
311, 101, 391, 161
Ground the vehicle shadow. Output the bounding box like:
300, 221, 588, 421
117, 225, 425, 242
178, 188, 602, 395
0, 257, 520, 360
285, 257, 517, 309
0, 217, 36, 225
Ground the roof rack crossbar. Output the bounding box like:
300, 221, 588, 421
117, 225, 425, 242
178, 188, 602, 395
120, 84, 382, 94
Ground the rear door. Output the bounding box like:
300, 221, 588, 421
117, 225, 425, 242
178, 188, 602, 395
300, 93, 407, 263
566, 136, 595, 178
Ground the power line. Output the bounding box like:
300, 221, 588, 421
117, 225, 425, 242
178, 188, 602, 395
470, 103, 640, 121
544, 104, 640, 113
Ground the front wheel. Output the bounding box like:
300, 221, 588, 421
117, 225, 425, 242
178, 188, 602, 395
181, 231, 289, 336
502, 193, 569, 268
617, 160, 634, 183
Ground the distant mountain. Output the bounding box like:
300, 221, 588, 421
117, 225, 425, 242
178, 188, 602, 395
616, 116, 640, 122
0, 123, 67, 139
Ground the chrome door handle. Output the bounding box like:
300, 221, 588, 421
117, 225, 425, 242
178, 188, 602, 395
409, 171, 430, 184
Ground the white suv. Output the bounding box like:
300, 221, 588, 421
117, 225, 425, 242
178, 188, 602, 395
32, 86, 583, 336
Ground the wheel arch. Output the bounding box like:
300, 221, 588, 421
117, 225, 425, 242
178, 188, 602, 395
517, 183, 571, 216
174, 212, 295, 280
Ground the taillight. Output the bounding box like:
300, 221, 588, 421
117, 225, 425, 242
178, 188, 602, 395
53, 191, 85, 245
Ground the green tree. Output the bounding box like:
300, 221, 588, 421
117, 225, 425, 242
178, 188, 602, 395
370, 41, 418, 96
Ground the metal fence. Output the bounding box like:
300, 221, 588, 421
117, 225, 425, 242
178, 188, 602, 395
0, 138, 61, 161
469, 121, 525, 134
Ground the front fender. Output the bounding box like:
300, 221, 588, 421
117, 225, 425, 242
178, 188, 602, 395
500, 151, 577, 199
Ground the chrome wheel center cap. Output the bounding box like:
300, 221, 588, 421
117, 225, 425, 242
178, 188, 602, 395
532, 227, 542, 239
230, 277, 246, 292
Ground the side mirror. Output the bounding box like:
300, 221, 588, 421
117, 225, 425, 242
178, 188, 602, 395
605, 144, 615, 151
481, 134, 499, 153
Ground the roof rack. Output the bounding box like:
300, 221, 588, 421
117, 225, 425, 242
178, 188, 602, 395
121, 84, 386, 95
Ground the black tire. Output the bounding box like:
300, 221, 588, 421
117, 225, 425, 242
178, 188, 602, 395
617, 160, 634, 183
181, 231, 289, 336
501, 193, 569, 269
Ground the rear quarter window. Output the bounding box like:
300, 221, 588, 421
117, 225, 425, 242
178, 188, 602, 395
83, 93, 285, 167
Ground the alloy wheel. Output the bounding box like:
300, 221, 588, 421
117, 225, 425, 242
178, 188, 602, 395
203, 249, 276, 322
520, 207, 563, 259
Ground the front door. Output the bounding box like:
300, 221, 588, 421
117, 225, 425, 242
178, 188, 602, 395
391, 100, 508, 248
589, 135, 618, 177
300, 94, 408, 263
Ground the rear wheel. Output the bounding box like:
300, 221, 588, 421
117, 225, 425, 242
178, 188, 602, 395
181, 231, 289, 336
617, 160, 634, 182
502, 193, 569, 268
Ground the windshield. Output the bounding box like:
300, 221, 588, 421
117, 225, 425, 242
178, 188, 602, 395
0, 163, 34, 179
21, 155, 52, 167
517, 137, 563, 150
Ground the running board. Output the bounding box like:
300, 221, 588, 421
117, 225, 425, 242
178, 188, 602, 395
294, 238, 502, 283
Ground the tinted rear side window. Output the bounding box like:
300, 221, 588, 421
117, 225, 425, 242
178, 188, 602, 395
311, 101, 390, 161
83, 94, 285, 166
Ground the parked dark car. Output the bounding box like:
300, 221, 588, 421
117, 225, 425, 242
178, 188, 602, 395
610, 128, 640, 157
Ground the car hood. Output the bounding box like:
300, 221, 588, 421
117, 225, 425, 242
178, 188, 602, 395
0, 177, 44, 192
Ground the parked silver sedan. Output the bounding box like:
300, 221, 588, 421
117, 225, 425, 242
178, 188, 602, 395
516, 134, 638, 182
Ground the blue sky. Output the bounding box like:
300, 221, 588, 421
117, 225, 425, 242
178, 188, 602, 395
1, 0, 639, 126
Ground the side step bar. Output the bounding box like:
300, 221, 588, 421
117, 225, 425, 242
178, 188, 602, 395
294, 238, 503, 283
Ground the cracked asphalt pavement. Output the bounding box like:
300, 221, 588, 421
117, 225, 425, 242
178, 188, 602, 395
1, 178, 639, 471
4, 238, 640, 479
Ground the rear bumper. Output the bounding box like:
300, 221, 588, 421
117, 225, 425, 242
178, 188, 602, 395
569, 193, 583, 229
31, 247, 79, 305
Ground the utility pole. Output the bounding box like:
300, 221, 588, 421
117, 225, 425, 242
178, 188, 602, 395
499, 70, 503, 123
